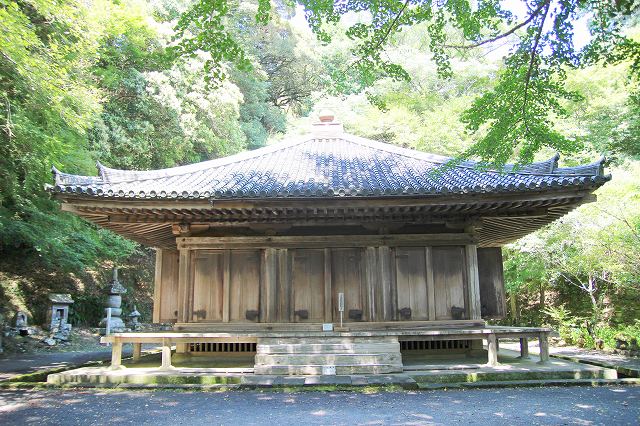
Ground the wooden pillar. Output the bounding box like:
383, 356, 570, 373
519, 337, 530, 359
425, 247, 436, 321
324, 248, 332, 322
222, 250, 231, 322
538, 332, 550, 364
132, 342, 142, 361
365, 247, 377, 321
261, 248, 277, 322
161, 338, 172, 369
177, 248, 192, 323
378, 246, 394, 321
110, 339, 123, 369
278, 249, 291, 322
152, 249, 163, 323
465, 244, 482, 320
486, 333, 498, 366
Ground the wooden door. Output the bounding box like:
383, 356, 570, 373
432, 246, 466, 320
229, 250, 261, 322
191, 251, 224, 322
291, 249, 325, 322
395, 247, 429, 320
157, 250, 180, 323
331, 248, 366, 321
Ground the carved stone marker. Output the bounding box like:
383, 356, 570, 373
47, 294, 73, 332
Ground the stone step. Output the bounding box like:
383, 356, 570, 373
254, 363, 402, 375
255, 353, 402, 366
258, 336, 398, 345
257, 343, 400, 354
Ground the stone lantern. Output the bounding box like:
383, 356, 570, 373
128, 305, 141, 330
99, 268, 127, 334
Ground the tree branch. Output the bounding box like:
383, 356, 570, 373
442, 0, 550, 49
521, 1, 550, 135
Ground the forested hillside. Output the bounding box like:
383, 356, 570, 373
0, 0, 638, 349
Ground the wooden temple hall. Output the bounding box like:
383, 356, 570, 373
50, 115, 609, 375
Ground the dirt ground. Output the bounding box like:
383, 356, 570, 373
2, 327, 109, 355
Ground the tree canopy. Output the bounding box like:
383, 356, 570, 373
175, 0, 640, 167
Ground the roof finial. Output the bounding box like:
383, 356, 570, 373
312, 109, 343, 137
318, 109, 335, 123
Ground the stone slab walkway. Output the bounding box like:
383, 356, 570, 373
500, 340, 640, 377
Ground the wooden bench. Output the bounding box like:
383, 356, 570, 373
100, 327, 553, 370
101, 333, 258, 370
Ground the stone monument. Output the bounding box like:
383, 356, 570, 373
100, 267, 127, 334
47, 294, 73, 332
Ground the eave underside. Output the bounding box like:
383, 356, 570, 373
59, 191, 592, 249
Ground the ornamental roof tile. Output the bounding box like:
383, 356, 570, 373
49, 132, 609, 200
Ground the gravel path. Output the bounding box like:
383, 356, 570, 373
0, 350, 128, 381
0, 386, 638, 425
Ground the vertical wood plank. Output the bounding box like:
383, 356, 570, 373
379, 246, 393, 321
222, 250, 230, 323
110, 339, 122, 368
519, 338, 530, 359
152, 249, 163, 324
538, 333, 550, 364
486, 333, 498, 366
192, 251, 224, 321
425, 246, 436, 321
261, 248, 277, 322
177, 249, 192, 323
291, 249, 325, 322
389, 247, 398, 321
133, 342, 142, 361
477, 247, 507, 319
324, 248, 332, 322
365, 247, 377, 322
161, 338, 172, 370
465, 244, 482, 320
277, 249, 290, 322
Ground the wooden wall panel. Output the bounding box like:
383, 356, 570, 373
229, 250, 261, 322
331, 248, 366, 321
291, 249, 325, 322
477, 247, 506, 319
378, 246, 395, 321
395, 247, 429, 320
432, 246, 466, 320
156, 250, 179, 323
191, 251, 224, 322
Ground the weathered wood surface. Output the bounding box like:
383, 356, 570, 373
432, 247, 466, 320
162, 239, 508, 327
152, 249, 179, 323
100, 326, 552, 369
477, 247, 507, 319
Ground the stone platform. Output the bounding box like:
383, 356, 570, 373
47, 348, 618, 388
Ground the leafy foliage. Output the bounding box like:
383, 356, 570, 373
176, 0, 640, 167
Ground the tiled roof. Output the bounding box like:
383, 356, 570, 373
49, 133, 609, 200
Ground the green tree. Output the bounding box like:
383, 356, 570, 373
174, 0, 640, 166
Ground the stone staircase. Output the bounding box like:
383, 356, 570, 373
254, 336, 403, 375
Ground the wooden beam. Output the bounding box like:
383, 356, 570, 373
177, 234, 476, 250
